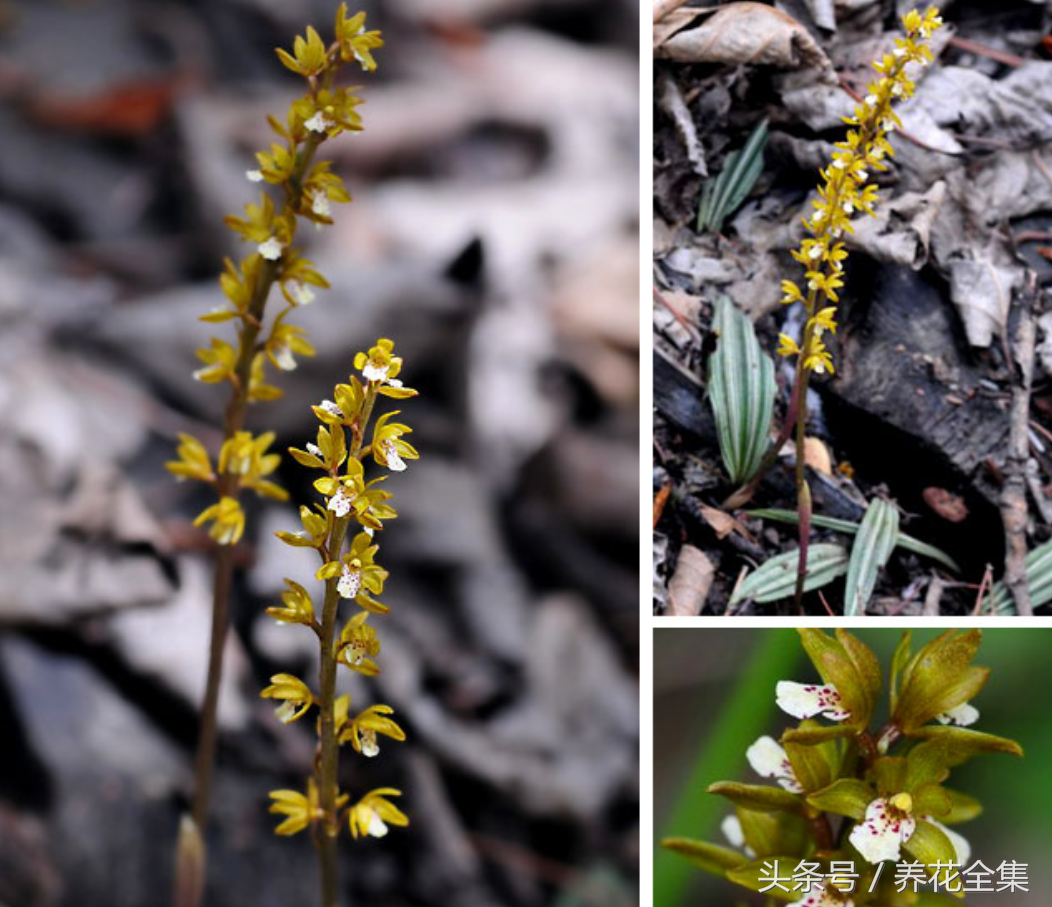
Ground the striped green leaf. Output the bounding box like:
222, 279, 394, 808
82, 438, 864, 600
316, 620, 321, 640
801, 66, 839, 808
747, 508, 959, 573
990, 538, 1052, 614
697, 119, 769, 234
843, 499, 899, 616
730, 543, 848, 605
708, 296, 776, 485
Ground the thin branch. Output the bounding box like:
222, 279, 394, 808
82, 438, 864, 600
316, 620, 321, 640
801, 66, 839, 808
1000, 272, 1038, 616
946, 35, 1025, 68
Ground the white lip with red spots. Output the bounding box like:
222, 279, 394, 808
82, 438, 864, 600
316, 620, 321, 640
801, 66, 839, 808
849, 796, 916, 863
776, 681, 851, 722
327, 484, 355, 517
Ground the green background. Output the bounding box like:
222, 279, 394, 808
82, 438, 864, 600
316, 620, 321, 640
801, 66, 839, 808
653, 628, 1052, 907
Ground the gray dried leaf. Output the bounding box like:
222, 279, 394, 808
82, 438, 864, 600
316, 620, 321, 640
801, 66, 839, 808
802, 0, 837, 32
659, 75, 707, 177
947, 258, 1013, 348
849, 181, 947, 270
910, 63, 1052, 145
658, 2, 833, 75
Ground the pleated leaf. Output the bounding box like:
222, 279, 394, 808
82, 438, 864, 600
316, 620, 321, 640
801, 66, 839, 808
990, 537, 1052, 614
708, 296, 776, 485
842, 499, 899, 616
697, 119, 769, 233
747, 507, 959, 573
730, 543, 848, 605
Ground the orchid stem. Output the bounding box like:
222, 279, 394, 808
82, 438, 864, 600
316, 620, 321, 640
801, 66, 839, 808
793, 361, 813, 610
313, 385, 377, 907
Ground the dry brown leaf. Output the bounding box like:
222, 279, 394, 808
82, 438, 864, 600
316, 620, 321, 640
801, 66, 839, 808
668, 545, 715, 616
695, 504, 739, 541
922, 487, 969, 523
28, 73, 193, 137
657, 3, 833, 76
803, 436, 832, 476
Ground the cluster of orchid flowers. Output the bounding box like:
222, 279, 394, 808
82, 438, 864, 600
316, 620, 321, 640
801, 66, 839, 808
735, 680, 974, 873
263, 338, 417, 843
664, 630, 1022, 907
775, 6, 942, 377
166, 4, 384, 550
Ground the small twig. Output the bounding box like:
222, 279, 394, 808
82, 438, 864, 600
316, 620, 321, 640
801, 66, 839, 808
971, 564, 994, 616
470, 833, 578, 888
817, 590, 836, 618
1031, 149, 1052, 194
725, 566, 750, 616
1029, 418, 1052, 447
947, 35, 1025, 68
654, 287, 702, 344
1013, 230, 1052, 245
1000, 272, 1038, 616
953, 134, 1015, 150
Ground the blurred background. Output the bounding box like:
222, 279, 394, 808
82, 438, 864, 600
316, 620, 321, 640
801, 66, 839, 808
654, 628, 1052, 907
0, 1, 640, 905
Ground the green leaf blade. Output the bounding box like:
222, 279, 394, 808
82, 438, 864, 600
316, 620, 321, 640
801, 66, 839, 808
843, 499, 899, 616
696, 119, 769, 233
746, 508, 960, 573
708, 297, 776, 485
730, 544, 848, 605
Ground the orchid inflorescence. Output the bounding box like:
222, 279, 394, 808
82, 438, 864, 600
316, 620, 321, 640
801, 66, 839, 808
165, 4, 384, 548
775, 6, 942, 377
663, 630, 1023, 906
164, 10, 391, 906
263, 337, 416, 905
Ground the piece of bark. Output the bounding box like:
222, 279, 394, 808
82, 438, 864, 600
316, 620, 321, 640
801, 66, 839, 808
653, 347, 713, 439
823, 265, 1010, 578
667, 545, 715, 616
827, 265, 1011, 503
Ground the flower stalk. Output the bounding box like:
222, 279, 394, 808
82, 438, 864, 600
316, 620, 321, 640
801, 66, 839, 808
165, 7, 385, 905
